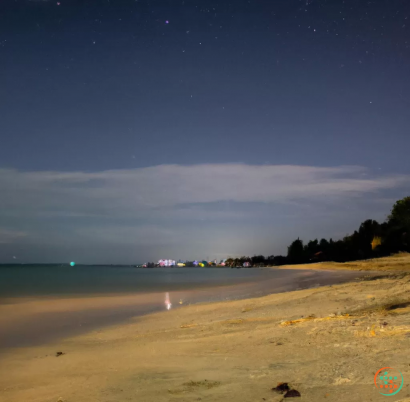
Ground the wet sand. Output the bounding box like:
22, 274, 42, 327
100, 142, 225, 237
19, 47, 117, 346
1, 256, 410, 402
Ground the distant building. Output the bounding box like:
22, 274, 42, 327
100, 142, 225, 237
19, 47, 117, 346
158, 259, 176, 267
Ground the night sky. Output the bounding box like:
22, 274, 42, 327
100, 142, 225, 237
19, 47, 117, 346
0, 0, 409, 264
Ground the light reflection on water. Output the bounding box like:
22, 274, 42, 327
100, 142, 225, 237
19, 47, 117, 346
165, 292, 172, 310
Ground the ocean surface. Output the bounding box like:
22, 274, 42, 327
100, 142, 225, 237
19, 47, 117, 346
0, 264, 361, 298
0, 265, 372, 350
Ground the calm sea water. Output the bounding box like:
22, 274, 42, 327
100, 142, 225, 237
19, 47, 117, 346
0, 264, 324, 298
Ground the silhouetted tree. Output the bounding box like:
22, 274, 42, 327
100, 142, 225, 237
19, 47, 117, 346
319, 238, 329, 250
266, 255, 275, 265
251, 255, 265, 266
357, 219, 381, 257
272, 255, 288, 265
388, 196, 410, 228
304, 239, 319, 259
287, 238, 305, 263
383, 196, 410, 253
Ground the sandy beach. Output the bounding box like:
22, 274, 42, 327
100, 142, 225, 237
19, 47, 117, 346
1, 255, 410, 402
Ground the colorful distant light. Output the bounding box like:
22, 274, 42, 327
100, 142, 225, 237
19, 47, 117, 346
70, 261, 75, 266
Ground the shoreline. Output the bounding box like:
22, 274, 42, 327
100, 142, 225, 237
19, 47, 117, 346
0, 269, 369, 350
1, 256, 410, 401
1, 271, 410, 401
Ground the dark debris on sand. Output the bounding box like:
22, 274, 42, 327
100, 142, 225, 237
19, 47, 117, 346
272, 383, 290, 393
272, 383, 301, 398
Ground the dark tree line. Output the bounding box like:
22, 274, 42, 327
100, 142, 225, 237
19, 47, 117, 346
224, 196, 410, 267
224, 255, 287, 267
285, 196, 410, 265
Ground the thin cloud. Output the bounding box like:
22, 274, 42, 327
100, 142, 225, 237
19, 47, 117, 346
0, 164, 408, 219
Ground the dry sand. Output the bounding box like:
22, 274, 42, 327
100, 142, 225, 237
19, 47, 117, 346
274, 252, 410, 273
1, 254, 410, 402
